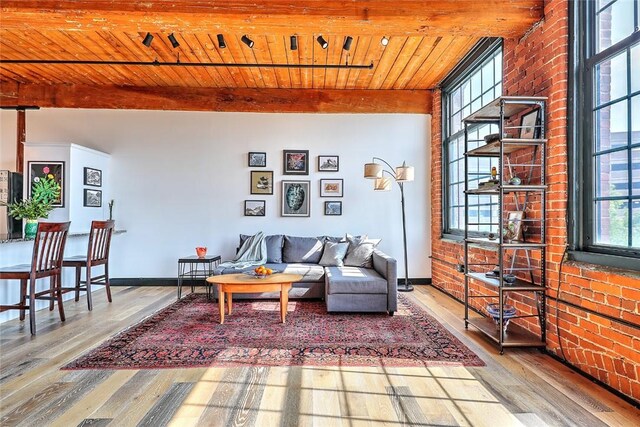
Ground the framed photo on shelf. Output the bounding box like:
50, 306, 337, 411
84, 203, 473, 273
519, 109, 540, 139
324, 201, 342, 216
283, 150, 309, 175
28, 161, 65, 207
250, 170, 274, 195
244, 200, 265, 216
505, 211, 524, 241
281, 180, 310, 217
83, 167, 102, 187
318, 155, 339, 172
320, 179, 343, 197
248, 152, 267, 167
84, 189, 102, 207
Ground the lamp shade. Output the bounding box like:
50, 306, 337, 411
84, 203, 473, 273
374, 177, 392, 191
364, 163, 383, 179
395, 165, 415, 182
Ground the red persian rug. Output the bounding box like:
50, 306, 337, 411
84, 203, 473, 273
63, 294, 484, 370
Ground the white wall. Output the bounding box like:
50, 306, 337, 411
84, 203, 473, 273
1, 109, 432, 279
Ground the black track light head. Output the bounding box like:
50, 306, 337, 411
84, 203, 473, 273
168, 33, 180, 48
317, 35, 328, 49
217, 34, 226, 49
343, 36, 353, 51
290, 35, 298, 51
241, 35, 254, 48
142, 32, 154, 47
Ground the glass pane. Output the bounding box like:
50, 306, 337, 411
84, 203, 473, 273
482, 61, 494, 88
448, 139, 458, 162
632, 95, 639, 146
632, 43, 639, 93
596, 150, 629, 197
471, 72, 481, 100
495, 54, 502, 84
633, 205, 640, 248
595, 199, 629, 247
462, 80, 471, 106
451, 111, 461, 134
451, 88, 461, 113
633, 148, 640, 196
451, 183, 460, 205
482, 90, 494, 106
595, 51, 627, 106
596, 0, 635, 53
595, 101, 628, 151
450, 208, 459, 230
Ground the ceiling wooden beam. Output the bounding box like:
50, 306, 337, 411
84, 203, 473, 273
0, 1, 543, 37
0, 83, 432, 114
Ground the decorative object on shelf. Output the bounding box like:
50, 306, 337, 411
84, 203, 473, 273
318, 155, 339, 172
250, 171, 273, 195
108, 199, 114, 220
491, 166, 498, 181
281, 180, 310, 217
28, 161, 64, 207
484, 133, 500, 143
320, 179, 344, 197
324, 201, 342, 216
83, 167, 102, 187
508, 176, 522, 185
519, 109, 541, 139
505, 211, 524, 241
2, 176, 61, 239
84, 189, 102, 207
196, 246, 208, 258
503, 274, 517, 284
486, 303, 516, 333
244, 200, 265, 216
283, 150, 309, 175
363, 157, 415, 292
487, 232, 497, 240
248, 152, 267, 167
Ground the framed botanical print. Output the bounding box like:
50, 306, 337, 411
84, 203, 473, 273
84, 167, 102, 187
283, 150, 309, 175
28, 161, 64, 207
318, 155, 339, 172
320, 179, 343, 197
250, 171, 274, 195
245, 200, 265, 216
282, 180, 310, 217
84, 189, 102, 207
248, 152, 267, 167
324, 201, 342, 216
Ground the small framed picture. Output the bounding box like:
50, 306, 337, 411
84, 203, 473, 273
320, 179, 343, 197
283, 150, 309, 175
250, 171, 274, 195
318, 155, 339, 172
245, 200, 265, 216
84, 189, 102, 207
505, 211, 524, 241
519, 109, 541, 139
83, 167, 102, 187
28, 161, 64, 207
282, 180, 310, 217
324, 201, 342, 216
248, 152, 267, 167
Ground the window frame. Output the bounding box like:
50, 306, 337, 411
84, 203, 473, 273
570, 0, 640, 269
441, 38, 503, 239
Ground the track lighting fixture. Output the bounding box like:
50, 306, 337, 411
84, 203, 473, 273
168, 33, 180, 48
343, 36, 353, 51
317, 35, 328, 49
217, 34, 226, 49
241, 35, 254, 48
142, 33, 154, 47
290, 35, 298, 51
381, 36, 389, 46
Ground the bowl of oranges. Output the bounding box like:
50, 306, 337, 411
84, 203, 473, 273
245, 265, 277, 279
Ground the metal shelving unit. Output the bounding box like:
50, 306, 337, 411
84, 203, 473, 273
462, 96, 547, 354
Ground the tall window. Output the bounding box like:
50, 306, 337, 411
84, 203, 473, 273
574, 0, 640, 265
442, 41, 502, 235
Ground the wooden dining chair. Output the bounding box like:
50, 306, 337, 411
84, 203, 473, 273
0, 221, 71, 335
61, 220, 115, 310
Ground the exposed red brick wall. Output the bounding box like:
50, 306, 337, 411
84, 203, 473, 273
430, 0, 640, 403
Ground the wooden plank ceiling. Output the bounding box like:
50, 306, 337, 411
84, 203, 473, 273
0, 1, 544, 113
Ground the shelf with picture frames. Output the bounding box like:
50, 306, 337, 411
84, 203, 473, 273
461, 96, 547, 354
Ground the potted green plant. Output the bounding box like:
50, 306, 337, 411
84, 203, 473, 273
1, 176, 61, 239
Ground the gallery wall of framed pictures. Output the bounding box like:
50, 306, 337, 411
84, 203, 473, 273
82, 166, 102, 207
245, 150, 345, 218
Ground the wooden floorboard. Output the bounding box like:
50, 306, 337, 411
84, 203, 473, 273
0, 285, 638, 427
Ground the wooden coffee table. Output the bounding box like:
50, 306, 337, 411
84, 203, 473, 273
206, 273, 302, 324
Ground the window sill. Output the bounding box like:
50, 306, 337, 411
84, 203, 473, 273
568, 250, 640, 275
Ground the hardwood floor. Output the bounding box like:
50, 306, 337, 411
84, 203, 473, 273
1, 285, 638, 426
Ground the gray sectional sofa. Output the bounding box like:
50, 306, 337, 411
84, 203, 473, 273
213, 234, 398, 315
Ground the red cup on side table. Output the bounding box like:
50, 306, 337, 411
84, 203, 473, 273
196, 247, 207, 258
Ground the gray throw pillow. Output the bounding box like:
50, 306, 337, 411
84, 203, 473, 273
283, 236, 324, 263
318, 241, 349, 267
343, 235, 381, 268
240, 234, 284, 263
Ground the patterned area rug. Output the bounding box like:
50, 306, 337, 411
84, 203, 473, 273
63, 294, 484, 369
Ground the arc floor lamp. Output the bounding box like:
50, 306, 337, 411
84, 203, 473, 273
364, 157, 415, 292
